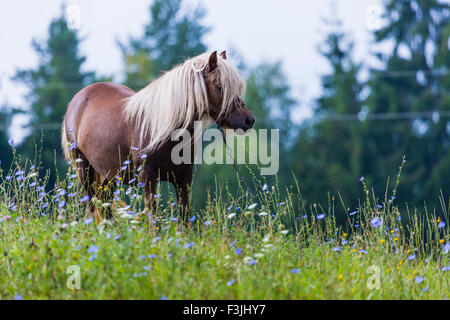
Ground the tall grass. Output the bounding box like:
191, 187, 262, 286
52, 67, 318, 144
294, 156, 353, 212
0, 147, 448, 299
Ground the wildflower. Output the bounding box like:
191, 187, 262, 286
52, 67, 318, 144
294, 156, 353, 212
8, 138, 14, 147
138, 255, 146, 260
248, 203, 257, 210
337, 274, 343, 280
359, 250, 368, 255
227, 213, 236, 219
80, 195, 90, 203
140, 154, 147, 159
415, 276, 424, 284
316, 213, 325, 220
262, 183, 268, 191
359, 176, 364, 182
152, 237, 160, 243
153, 193, 162, 198
332, 247, 341, 252
280, 230, 289, 235
184, 242, 194, 249
421, 287, 429, 293
204, 220, 212, 225
349, 211, 357, 216
259, 211, 269, 216
88, 254, 97, 261
123, 160, 131, 165
189, 215, 196, 223
248, 259, 257, 265
441, 266, 450, 271
75, 158, 83, 163
88, 245, 99, 254
439, 239, 445, 244
380, 239, 386, 244
376, 204, 383, 209
84, 217, 94, 226
290, 268, 301, 274
58, 200, 66, 208
227, 279, 235, 286
68, 142, 76, 151
148, 254, 156, 259
438, 221, 446, 229
14, 294, 22, 300
235, 248, 242, 256
370, 217, 382, 228
443, 243, 450, 255
408, 254, 416, 261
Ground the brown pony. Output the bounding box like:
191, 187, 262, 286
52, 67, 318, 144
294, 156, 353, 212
61, 51, 254, 221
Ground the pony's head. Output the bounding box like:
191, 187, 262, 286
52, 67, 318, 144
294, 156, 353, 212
202, 51, 255, 131
124, 51, 254, 154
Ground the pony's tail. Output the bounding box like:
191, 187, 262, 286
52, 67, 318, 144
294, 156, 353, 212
61, 120, 71, 161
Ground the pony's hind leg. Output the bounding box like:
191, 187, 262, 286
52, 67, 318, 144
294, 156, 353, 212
71, 150, 97, 218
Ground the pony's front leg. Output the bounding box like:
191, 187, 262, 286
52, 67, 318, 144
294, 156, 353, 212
144, 181, 157, 213
176, 183, 191, 221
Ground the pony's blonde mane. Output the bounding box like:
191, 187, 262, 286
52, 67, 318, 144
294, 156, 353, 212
124, 52, 246, 154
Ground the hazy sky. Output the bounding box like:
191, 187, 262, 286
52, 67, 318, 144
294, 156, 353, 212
0, 0, 384, 139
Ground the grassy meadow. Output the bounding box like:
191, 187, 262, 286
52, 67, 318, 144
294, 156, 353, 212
0, 152, 448, 300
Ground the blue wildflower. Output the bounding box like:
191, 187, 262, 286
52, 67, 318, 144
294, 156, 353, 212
438, 221, 446, 229
415, 276, 424, 284
227, 279, 235, 286
88, 245, 99, 254
189, 215, 196, 223
443, 243, 450, 255
248, 259, 257, 265
184, 242, 194, 249
235, 248, 242, 256
316, 213, 325, 220
290, 268, 300, 274
84, 217, 94, 226
370, 217, 382, 228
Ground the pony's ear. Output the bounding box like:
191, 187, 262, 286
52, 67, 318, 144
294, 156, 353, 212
207, 51, 218, 72
219, 50, 227, 60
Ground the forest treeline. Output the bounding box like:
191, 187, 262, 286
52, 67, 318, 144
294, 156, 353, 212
0, 0, 449, 220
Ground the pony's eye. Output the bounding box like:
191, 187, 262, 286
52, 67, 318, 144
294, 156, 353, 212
216, 85, 222, 92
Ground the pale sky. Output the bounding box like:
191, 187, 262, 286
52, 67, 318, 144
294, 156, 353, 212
0, 0, 384, 141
